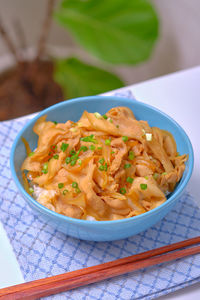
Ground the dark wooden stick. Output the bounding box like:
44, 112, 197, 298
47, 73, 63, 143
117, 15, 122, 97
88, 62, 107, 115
12, 19, 27, 62
0, 236, 200, 300
0, 17, 19, 61
36, 0, 56, 60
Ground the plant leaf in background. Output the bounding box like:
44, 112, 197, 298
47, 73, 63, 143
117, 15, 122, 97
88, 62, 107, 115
54, 57, 124, 98
55, 0, 159, 64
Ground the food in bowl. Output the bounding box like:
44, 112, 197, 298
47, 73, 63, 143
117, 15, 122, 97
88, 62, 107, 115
21, 106, 188, 221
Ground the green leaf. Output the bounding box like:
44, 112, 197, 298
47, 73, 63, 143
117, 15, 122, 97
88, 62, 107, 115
54, 57, 124, 98
55, 0, 159, 64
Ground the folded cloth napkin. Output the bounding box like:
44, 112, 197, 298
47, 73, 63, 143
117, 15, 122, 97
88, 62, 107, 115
0, 90, 200, 300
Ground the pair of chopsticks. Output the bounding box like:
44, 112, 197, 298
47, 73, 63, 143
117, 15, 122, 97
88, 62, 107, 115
0, 236, 200, 300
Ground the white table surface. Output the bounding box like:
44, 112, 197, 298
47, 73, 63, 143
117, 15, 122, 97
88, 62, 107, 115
1, 66, 200, 298
0, 223, 24, 288
129, 66, 200, 299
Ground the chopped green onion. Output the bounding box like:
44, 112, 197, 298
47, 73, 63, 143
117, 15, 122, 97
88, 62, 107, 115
78, 159, 82, 165
142, 129, 146, 135
120, 187, 126, 195
70, 160, 76, 166
99, 158, 105, 165
72, 182, 78, 188
105, 139, 111, 146
70, 149, 76, 155
124, 163, 131, 169
42, 162, 48, 174
126, 177, 134, 184
97, 146, 102, 150
43, 162, 48, 169
89, 145, 95, 151
65, 157, 71, 164
58, 183, 64, 189
103, 114, 108, 120
71, 154, 78, 161
77, 122, 83, 127
145, 133, 152, 141
42, 170, 48, 174
28, 152, 34, 157
153, 173, 159, 180
94, 112, 102, 119
75, 187, 81, 193
111, 151, 115, 154
69, 147, 84, 165
128, 151, 135, 160
140, 183, 147, 190
80, 146, 88, 152
63, 189, 68, 195
53, 154, 59, 160
29, 187, 34, 194
53, 121, 58, 125
122, 136, 128, 142
99, 165, 105, 171
104, 163, 108, 171
50, 145, 57, 151
70, 127, 77, 132
116, 125, 119, 128
80, 135, 98, 144
144, 176, 149, 180
162, 172, 167, 176
61, 143, 69, 152
108, 118, 113, 123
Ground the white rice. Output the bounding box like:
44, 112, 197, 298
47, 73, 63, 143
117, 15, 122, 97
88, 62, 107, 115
32, 184, 57, 203
86, 216, 96, 221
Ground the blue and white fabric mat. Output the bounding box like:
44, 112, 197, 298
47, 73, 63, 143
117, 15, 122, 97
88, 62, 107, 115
0, 89, 200, 299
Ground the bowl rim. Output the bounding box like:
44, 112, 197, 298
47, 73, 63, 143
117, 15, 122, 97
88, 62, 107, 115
10, 95, 194, 225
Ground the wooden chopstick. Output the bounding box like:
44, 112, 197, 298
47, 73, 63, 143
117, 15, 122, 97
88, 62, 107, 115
1, 236, 200, 300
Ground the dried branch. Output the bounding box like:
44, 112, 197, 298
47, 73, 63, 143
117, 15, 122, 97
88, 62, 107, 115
36, 0, 56, 60
13, 19, 27, 51
0, 17, 19, 61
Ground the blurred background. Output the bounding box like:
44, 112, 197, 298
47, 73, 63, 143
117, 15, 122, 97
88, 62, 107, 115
0, 0, 200, 120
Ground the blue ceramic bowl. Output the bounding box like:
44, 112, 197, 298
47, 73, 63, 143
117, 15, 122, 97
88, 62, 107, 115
10, 96, 194, 241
